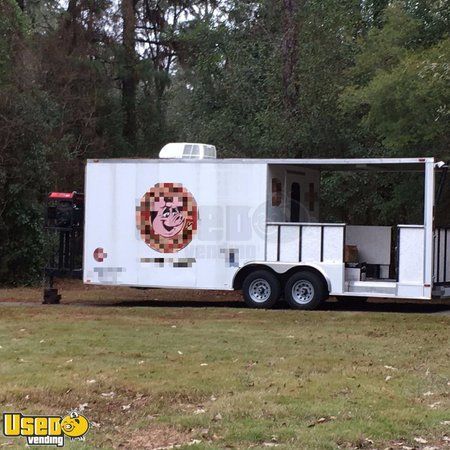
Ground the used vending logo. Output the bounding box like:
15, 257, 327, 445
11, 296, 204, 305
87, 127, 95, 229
3, 411, 90, 447
137, 182, 198, 253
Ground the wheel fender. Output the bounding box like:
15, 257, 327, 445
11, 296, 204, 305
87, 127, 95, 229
233, 262, 332, 293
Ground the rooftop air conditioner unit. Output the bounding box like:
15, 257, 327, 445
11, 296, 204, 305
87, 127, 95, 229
159, 143, 217, 159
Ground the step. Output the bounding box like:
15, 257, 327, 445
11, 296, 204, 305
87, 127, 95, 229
347, 280, 397, 295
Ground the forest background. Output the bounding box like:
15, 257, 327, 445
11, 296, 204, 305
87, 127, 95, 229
0, 0, 448, 284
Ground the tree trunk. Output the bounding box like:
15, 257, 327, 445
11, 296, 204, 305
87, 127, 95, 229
64, 0, 80, 53
121, 0, 137, 150
281, 0, 300, 113
372, 0, 389, 27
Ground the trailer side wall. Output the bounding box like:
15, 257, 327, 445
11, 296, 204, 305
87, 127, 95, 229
84, 161, 267, 289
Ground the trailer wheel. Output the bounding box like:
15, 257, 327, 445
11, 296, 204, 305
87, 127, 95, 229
242, 270, 281, 309
285, 271, 327, 310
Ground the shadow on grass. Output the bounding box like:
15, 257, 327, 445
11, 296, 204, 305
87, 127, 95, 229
98, 297, 450, 314
321, 300, 450, 314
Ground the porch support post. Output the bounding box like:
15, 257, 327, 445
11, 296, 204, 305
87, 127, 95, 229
423, 160, 435, 297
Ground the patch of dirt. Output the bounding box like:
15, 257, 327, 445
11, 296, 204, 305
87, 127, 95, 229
380, 435, 450, 450
117, 423, 196, 449
0, 279, 243, 306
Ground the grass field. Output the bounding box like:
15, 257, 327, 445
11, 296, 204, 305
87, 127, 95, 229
0, 283, 449, 449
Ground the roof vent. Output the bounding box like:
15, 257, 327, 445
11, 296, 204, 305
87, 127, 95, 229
159, 143, 217, 159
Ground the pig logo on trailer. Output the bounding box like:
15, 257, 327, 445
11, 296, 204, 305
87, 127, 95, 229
137, 182, 198, 253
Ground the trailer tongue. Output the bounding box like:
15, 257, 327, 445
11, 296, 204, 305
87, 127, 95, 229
43, 192, 84, 304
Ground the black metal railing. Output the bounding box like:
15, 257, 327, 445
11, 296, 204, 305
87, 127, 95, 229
434, 227, 450, 285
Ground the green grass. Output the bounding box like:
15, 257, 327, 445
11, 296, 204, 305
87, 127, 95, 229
0, 291, 449, 449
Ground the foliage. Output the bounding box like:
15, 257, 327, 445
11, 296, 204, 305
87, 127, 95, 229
341, 5, 450, 155
0, 88, 62, 284
321, 171, 424, 225
0, 0, 26, 84
168, 0, 362, 158
0, 0, 449, 284
325, 3, 450, 224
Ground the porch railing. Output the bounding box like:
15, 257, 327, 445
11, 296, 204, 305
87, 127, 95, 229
265, 222, 346, 263
434, 227, 450, 285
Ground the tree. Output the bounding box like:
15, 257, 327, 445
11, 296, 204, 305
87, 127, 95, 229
281, 0, 301, 113
0, 0, 117, 283
121, 0, 138, 150
0, 1, 56, 284
340, 4, 450, 156
167, 0, 362, 158
0, 0, 25, 83
1, 0, 449, 285
323, 2, 450, 227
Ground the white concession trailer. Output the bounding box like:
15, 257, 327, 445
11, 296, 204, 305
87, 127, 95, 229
83, 148, 450, 309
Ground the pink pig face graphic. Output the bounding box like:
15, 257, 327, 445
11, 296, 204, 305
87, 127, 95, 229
137, 183, 198, 253
152, 198, 185, 238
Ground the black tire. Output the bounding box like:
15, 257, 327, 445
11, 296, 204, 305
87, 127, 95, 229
242, 270, 282, 309
284, 271, 328, 310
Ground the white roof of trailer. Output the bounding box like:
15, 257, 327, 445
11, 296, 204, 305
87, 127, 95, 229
87, 157, 437, 171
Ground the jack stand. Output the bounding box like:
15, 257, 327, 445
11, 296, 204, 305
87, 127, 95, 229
43, 276, 61, 304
